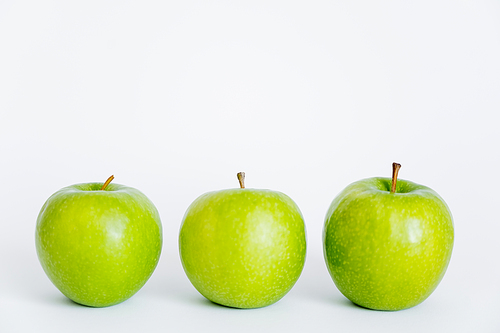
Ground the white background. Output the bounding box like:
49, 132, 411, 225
1, 1, 499, 332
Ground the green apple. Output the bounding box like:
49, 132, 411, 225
179, 172, 306, 309
323, 163, 454, 311
35, 176, 162, 307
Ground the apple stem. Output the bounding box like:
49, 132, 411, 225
390, 163, 401, 193
237, 172, 245, 189
100, 175, 115, 191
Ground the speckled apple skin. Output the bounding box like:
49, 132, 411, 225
35, 183, 162, 307
179, 188, 307, 309
323, 177, 454, 311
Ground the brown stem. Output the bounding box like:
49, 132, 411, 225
100, 175, 114, 191
237, 172, 245, 188
391, 163, 401, 193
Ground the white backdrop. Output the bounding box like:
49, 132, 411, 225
1, 1, 499, 332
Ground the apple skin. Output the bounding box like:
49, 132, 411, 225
179, 188, 306, 309
323, 177, 454, 311
35, 182, 162, 307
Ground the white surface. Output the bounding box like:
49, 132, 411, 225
1, 1, 499, 332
